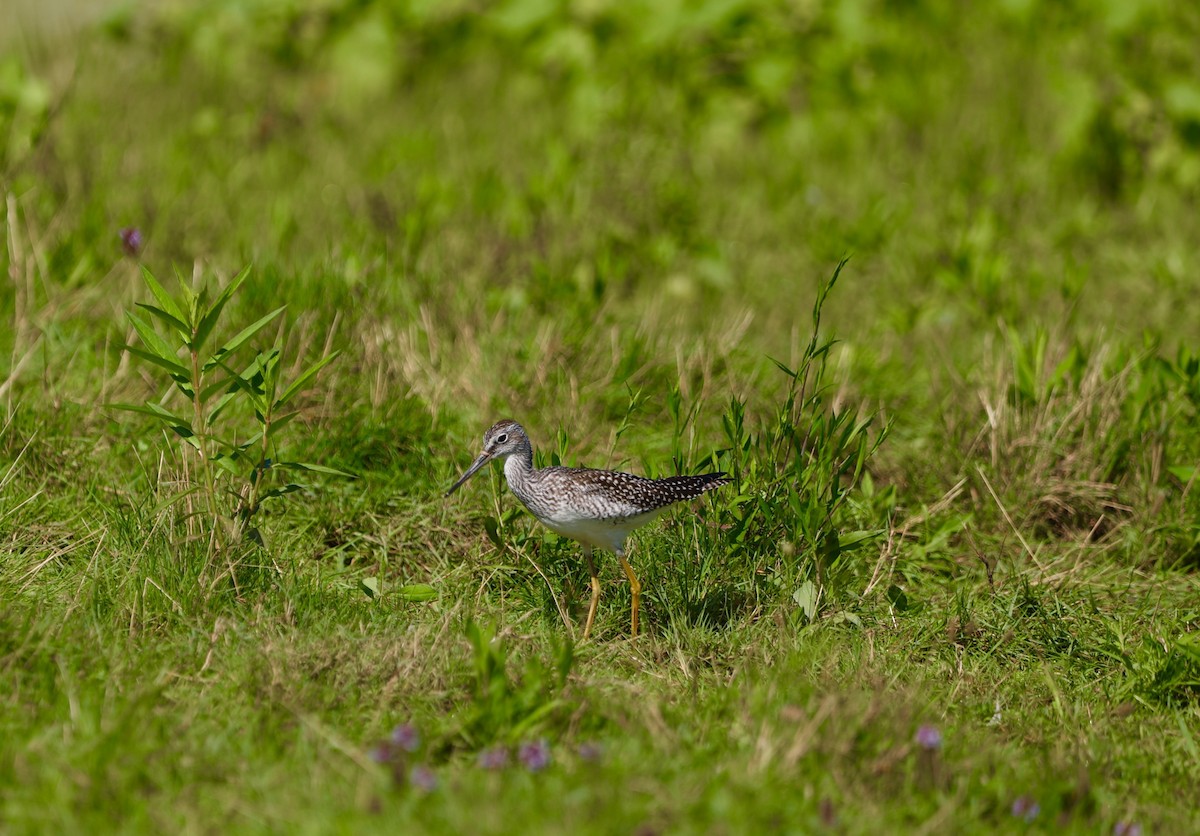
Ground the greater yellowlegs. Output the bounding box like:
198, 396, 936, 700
446, 419, 729, 639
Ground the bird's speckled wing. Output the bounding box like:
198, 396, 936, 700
534, 467, 729, 521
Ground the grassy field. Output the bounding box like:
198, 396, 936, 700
3, 1, 1200, 832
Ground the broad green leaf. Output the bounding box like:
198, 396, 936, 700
205, 390, 241, 424
484, 516, 503, 547
360, 577, 380, 599
199, 375, 236, 401
839, 529, 882, 551
136, 303, 190, 338
211, 454, 245, 476
792, 580, 819, 622
193, 264, 253, 352
140, 266, 186, 324
171, 264, 199, 322
261, 484, 304, 500
210, 307, 285, 363
276, 350, 341, 408
125, 311, 188, 373
122, 345, 191, 380
107, 401, 193, 434
266, 410, 300, 434
396, 583, 437, 602
273, 461, 355, 478
215, 359, 269, 408
1168, 465, 1196, 483
1175, 632, 1200, 664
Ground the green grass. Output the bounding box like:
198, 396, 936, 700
4, 0, 1200, 832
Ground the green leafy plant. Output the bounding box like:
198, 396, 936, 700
459, 620, 575, 748
715, 259, 890, 623
113, 266, 346, 578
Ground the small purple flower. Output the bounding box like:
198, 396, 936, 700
119, 227, 143, 257
1011, 795, 1040, 822
576, 741, 603, 763
519, 739, 551, 772
1113, 823, 1142, 836
409, 764, 437, 792
915, 724, 942, 751
368, 744, 393, 764
477, 746, 509, 770
391, 723, 420, 752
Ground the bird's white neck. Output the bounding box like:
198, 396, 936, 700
504, 449, 534, 487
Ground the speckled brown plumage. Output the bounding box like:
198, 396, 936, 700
446, 418, 730, 639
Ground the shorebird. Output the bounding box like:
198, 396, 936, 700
446, 419, 729, 639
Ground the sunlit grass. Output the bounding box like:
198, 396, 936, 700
2, 0, 1200, 832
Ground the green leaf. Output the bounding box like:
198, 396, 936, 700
211, 454, 245, 476
199, 375, 236, 401
484, 516, 503, 547
276, 350, 341, 409
121, 345, 191, 380
106, 400, 190, 429
215, 358, 269, 409
273, 461, 356, 478
125, 311, 189, 374
140, 266, 186, 325
397, 583, 437, 602
839, 529, 882, 551
769, 356, 798, 379
193, 264, 253, 352
210, 306, 285, 364
360, 577, 380, 599
1168, 465, 1196, 483
792, 580, 819, 622
1173, 632, 1200, 664
261, 484, 304, 500
266, 410, 301, 434
206, 388, 242, 424
108, 401, 194, 436
170, 264, 200, 321
136, 303, 190, 338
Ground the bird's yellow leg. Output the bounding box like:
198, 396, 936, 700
582, 546, 601, 640
618, 551, 641, 638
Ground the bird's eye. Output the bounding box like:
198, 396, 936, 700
495, 433, 508, 444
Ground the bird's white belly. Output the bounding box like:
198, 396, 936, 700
533, 507, 665, 553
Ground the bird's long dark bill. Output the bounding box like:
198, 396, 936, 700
445, 452, 493, 496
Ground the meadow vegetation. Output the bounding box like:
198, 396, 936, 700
3, 0, 1200, 832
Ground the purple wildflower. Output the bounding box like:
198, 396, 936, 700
368, 744, 393, 764
477, 746, 509, 770
391, 723, 420, 752
409, 765, 437, 792
119, 227, 143, 257
915, 724, 943, 751
1011, 795, 1040, 822
519, 739, 552, 772
576, 741, 603, 763
1113, 823, 1142, 836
